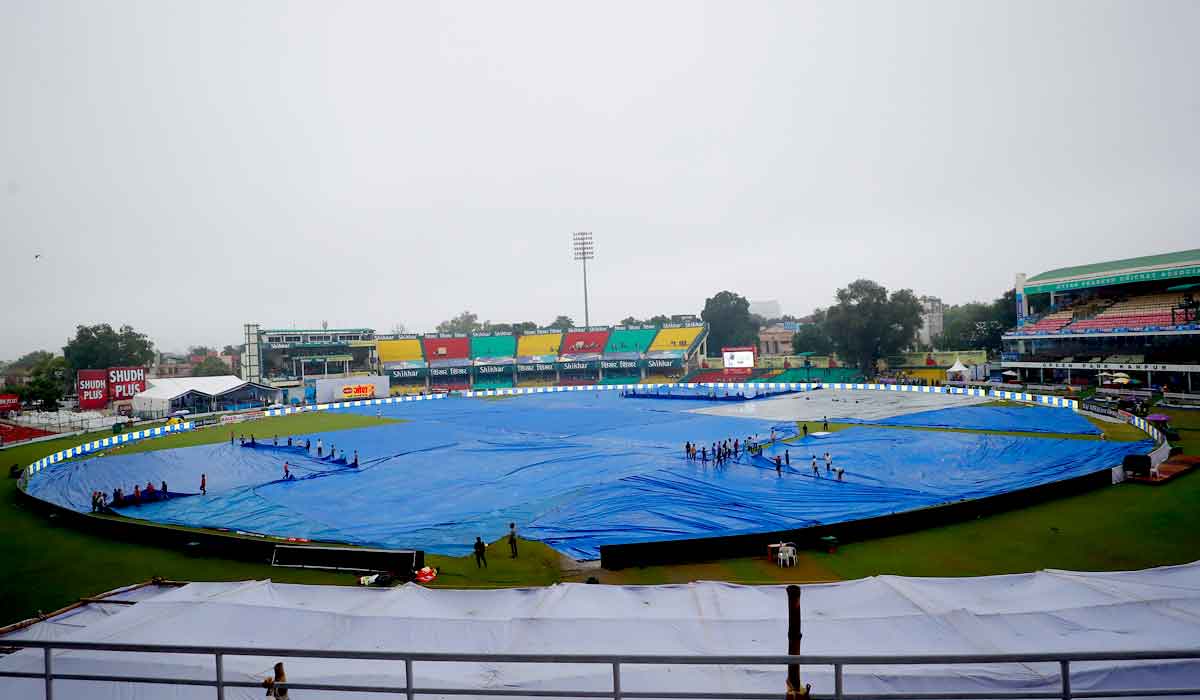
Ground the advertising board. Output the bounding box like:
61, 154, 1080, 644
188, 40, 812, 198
107, 366, 148, 400
77, 369, 108, 409
340, 384, 377, 399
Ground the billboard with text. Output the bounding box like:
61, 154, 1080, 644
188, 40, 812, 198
77, 369, 109, 409
107, 366, 147, 401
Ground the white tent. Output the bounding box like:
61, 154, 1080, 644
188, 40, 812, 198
2, 563, 1199, 699
946, 358, 971, 381
132, 376, 277, 416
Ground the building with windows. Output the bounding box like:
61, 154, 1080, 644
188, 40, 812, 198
917, 296, 946, 347
241, 325, 377, 391
758, 322, 800, 356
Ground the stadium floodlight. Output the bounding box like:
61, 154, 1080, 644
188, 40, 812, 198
572, 232, 595, 328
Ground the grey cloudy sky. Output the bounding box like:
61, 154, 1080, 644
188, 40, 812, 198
2, 0, 1197, 358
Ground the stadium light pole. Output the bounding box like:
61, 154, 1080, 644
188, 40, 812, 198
572, 232, 595, 328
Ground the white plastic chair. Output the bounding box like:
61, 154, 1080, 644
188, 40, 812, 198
777, 545, 797, 568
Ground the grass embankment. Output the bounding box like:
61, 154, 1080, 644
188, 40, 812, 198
1, 407, 1196, 625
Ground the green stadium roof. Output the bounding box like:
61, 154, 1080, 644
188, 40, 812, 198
1028, 249, 1200, 283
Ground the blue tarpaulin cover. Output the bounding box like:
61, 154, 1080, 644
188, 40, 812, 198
838, 405, 1102, 435
27, 392, 1147, 559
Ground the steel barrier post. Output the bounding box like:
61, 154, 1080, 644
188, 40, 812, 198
613, 661, 622, 700
1061, 660, 1071, 700
215, 652, 224, 700
43, 647, 53, 700
406, 657, 414, 700
834, 663, 843, 700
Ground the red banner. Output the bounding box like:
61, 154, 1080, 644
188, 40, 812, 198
77, 369, 109, 409
0, 394, 19, 412
107, 366, 147, 400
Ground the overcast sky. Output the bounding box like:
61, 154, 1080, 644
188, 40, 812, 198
2, 0, 1197, 358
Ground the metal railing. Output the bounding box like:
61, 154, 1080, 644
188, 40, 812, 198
1, 640, 1198, 700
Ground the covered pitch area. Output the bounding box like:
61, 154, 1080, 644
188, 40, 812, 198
24, 389, 1149, 560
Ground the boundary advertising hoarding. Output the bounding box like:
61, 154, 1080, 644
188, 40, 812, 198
340, 384, 377, 400
107, 367, 148, 401
77, 370, 108, 410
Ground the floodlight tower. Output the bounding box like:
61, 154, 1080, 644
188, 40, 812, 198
572, 232, 595, 328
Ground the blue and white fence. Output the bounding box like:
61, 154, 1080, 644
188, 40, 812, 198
21, 421, 195, 486
18, 395, 451, 490
462, 384, 650, 398
263, 393, 446, 417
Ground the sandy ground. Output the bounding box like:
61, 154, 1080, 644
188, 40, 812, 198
691, 388, 990, 422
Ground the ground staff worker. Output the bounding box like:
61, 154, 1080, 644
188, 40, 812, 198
474, 537, 488, 568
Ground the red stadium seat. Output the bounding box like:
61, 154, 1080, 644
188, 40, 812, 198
0, 422, 56, 444
422, 337, 470, 361
560, 330, 611, 355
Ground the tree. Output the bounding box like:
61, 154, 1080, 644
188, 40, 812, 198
935, 289, 1017, 353
646, 314, 672, 326
188, 346, 215, 357
619, 316, 641, 326
822, 279, 923, 376
791, 312, 834, 355
62, 324, 155, 374
191, 356, 230, 377
435, 311, 481, 334
701, 291, 760, 356
547, 315, 574, 330
8, 350, 53, 371
222, 344, 243, 355
485, 322, 513, 333
512, 321, 538, 334
26, 355, 68, 410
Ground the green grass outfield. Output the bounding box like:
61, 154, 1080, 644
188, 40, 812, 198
0, 406, 1197, 626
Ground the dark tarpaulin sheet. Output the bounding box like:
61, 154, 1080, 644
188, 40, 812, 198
27, 392, 1147, 560
838, 405, 1102, 435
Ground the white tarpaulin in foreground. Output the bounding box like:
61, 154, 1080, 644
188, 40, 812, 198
2, 563, 1199, 699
